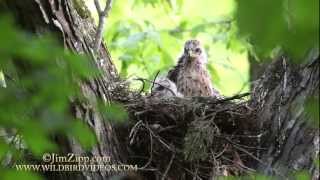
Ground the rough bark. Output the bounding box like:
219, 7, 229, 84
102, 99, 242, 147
251, 51, 319, 179
1, 0, 126, 179
248, 53, 268, 90
1, 0, 319, 180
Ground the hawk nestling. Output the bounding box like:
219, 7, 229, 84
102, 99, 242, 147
167, 39, 221, 98
151, 77, 183, 98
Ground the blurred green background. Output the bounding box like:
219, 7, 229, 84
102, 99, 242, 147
86, 0, 249, 96
0, 0, 318, 179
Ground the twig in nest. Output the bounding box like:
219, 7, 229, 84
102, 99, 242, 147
221, 156, 255, 173
223, 137, 265, 166
129, 120, 143, 145
151, 70, 160, 92
141, 124, 154, 169
134, 78, 146, 94
134, 77, 177, 96
93, 0, 113, 52
161, 153, 175, 180
143, 123, 174, 152
213, 92, 251, 104
212, 145, 228, 159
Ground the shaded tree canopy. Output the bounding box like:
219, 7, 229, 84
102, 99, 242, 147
0, 0, 318, 180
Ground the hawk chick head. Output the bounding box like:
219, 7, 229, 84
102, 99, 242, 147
183, 39, 207, 64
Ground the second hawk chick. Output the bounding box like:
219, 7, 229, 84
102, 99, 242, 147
151, 77, 182, 98
167, 39, 221, 98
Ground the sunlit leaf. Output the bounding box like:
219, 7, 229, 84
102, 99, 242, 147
102, 103, 129, 123
0, 70, 6, 87
207, 63, 220, 84
64, 52, 97, 78
69, 120, 97, 149
119, 32, 146, 49
22, 122, 57, 156
1, 170, 42, 180
106, 0, 249, 96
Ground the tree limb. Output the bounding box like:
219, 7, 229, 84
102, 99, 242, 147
93, 0, 113, 52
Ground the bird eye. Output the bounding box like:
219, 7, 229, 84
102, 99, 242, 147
195, 48, 201, 53
156, 86, 165, 91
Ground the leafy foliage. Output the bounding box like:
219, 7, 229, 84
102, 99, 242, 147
0, 15, 97, 179
236, 0, 319, 61
102, 103, 129, 123
1, 170, 42, 180
98, 0, 250, 96
0, 0, 318, 179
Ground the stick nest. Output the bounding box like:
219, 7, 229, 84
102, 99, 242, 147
112, 84, 262, 179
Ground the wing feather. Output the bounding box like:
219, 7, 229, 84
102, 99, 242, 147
167, 55, 185, 84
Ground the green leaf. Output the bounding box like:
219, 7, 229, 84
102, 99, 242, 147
102, 103, 129, 123
119, 32, 146, 49
17, 36, 62, 64
236, 0, 319, 61
0, 139, 10, 160
207, 63, 220, 84
160, 48, 174, 67
283, 0, 319, 61
292, 171, 311, 180
1, 170, 42, 180
305, 95, 320, 127
22, 122, 57, 156
0, 15, 25, 56
64, 52, 97, 78
236, 0, 287, 58
0, 70, 6, 88
176, 0, 184, 9
69, 120, 97, 149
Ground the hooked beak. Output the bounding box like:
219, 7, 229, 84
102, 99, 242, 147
188, 50, 197, 58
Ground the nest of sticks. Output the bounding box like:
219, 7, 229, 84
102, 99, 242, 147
112, 82, 263, 179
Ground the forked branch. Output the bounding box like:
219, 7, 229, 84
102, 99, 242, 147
93, 0, 113, 52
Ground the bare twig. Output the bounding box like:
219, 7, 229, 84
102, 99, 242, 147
129, 120, 143, 145
93, 0, 113, 52
223, 137, 265, 165
151, 70, 160, 92
134, 77, 176, 96
135, 78, 146, 94
141, 125, 154, 169
93, 0, 102, 13
161, 153, 175, 180
143, 124, 174, 152
211, 92, 250, 104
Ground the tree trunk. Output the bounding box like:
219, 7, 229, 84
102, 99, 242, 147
1, 0, 126, 179
1, 0, 319, 180
251, 51, 319, 179
248, 53, 267, 90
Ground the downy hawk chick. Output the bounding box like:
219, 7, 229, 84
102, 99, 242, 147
151, 77, 183, 98
167, 39, 221, 98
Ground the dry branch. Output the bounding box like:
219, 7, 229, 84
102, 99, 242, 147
93, 0, 113, 52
